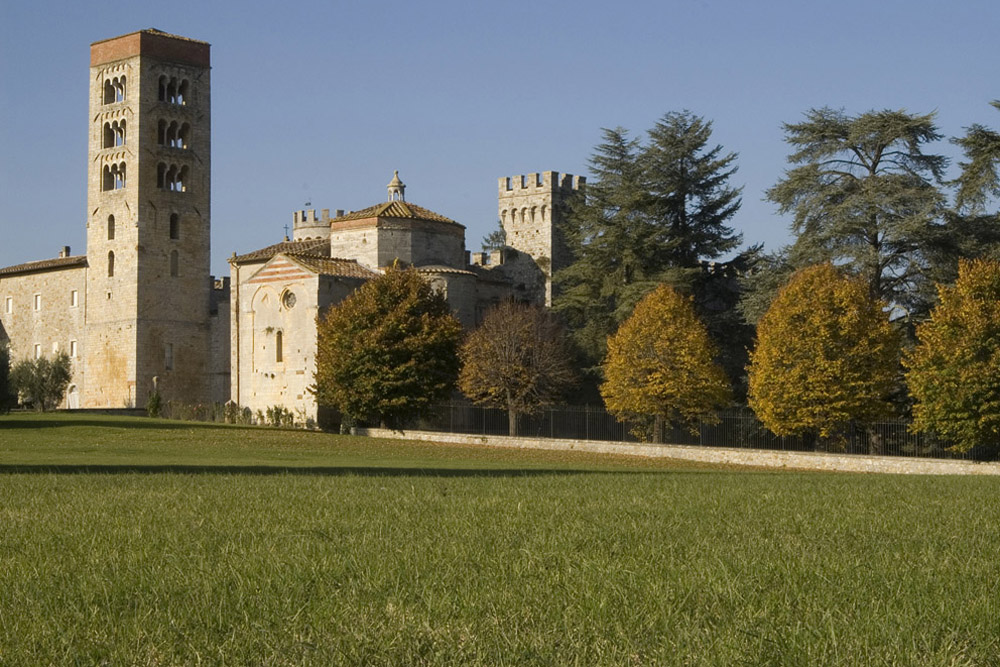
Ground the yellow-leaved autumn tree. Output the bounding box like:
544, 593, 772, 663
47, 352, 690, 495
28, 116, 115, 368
906, 258, 1000, 454
747, 263, 899, 442
601, 285, 730, 441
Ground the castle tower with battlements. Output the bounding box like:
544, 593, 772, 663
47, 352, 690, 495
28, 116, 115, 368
85, 29, 214, 408
497, 172, 584, 306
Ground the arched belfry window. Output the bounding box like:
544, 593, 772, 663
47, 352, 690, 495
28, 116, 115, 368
158, 76, 190, 105
275, 330, 283, 363
102, 162, 126, 191
157, 163, 188, 192
107, 215, 115, 241
104, 76, 125, 104
169, 214, 180, 240
107, 251, 115, 277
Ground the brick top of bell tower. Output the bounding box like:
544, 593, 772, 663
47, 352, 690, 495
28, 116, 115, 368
90, 29, 210, 68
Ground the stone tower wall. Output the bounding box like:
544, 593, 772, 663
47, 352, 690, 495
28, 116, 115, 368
497, 171, 584, 306
85, 31, 213, 408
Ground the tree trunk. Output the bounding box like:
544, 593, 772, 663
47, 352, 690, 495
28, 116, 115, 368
508, 410, 519, 437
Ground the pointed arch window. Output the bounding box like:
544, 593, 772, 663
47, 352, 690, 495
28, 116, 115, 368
107, 251, 115, 277
107, 215, 115, 240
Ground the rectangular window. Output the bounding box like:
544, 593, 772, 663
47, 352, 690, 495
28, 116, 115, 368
70, 340, 78, 358
71, 290, 79, 307
165, 343, 174, 371
33, 344, 41, 359
33, 294, 41, 311
4, 297, 11, 314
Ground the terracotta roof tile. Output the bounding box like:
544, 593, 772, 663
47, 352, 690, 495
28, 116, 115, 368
290, 255, 378, 279
0, 255, 88, 277
231, 238, 330, 263
333, 201, 458, 225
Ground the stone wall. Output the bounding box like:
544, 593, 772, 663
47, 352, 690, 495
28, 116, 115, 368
0, 264, 88, 408
329, 218, 466, 270
231, 256, 366, 422
497, 172, 584, 306
85, 30, 214, 408
356, 428, 1000, 476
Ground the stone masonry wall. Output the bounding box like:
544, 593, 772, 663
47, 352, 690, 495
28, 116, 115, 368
497, 171, 584, 306
0, 265, 88, 408
358, 428, 1000, 476
86, 31, 213, 408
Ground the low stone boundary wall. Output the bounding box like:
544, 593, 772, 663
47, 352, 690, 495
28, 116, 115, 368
356, 427, 1000, 476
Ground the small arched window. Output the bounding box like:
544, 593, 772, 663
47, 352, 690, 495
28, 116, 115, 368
275, 330, 283, 363
107, 251, 115, 277
169, 250, 179, 277
169, 214, 180, 240
103, 122, 114, 148
107, 215, 115, 241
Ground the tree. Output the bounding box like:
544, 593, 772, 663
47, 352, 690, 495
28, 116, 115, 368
313, 266, 463, 427
767, 108, 947, 312
747, 264, 900, 444
481, 220, 506, 253
643, 111, 742, 267
0, 344, 13, 413
10, 352, 72, 411
459, 301, 577, 435
601, 285, 731, 441
905, 259, 1000, 454
953, 100, 1000, 216
556, 113, 744, 368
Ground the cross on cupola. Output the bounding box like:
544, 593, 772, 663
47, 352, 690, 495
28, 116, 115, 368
387, 170, 405, 202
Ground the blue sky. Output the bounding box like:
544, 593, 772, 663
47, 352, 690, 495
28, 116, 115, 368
2, 0, 998, 275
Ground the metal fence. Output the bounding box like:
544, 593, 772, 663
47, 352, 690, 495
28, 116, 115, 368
410, 403, 988, 461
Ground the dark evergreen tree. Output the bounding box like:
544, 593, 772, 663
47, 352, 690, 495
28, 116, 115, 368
555, 115, 744, 373
953, 100, 1000, 216
643, 111, 742, 267
767, 107, 948, 314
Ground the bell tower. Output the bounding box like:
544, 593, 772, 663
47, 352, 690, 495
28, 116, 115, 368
85, 29, 212, 408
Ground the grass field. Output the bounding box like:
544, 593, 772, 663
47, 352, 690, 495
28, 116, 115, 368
2, 413, 999, 665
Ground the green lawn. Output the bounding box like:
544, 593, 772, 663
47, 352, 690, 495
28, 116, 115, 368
1, 413, 998, 665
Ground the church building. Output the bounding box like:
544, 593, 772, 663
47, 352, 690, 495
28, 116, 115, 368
0, 29, 582, 421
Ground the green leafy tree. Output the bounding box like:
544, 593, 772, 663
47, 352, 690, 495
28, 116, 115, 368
557, 112, 744, 370
0, 344, 13, 413
459, 301, 577, 435
767, 108, 947, 312
10, 352, 72, 412
313, 267, 463, 427
906, 259, 1000, 454
601, 285, 731, 442
748, 264, 900, 446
